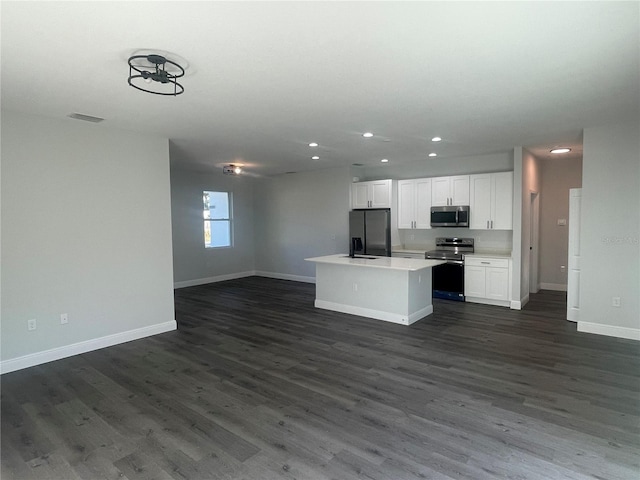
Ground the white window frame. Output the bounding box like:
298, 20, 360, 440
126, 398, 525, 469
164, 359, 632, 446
203, 191, 233, 248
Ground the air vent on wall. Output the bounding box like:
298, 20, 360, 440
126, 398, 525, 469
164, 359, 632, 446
68, 113, 104, 123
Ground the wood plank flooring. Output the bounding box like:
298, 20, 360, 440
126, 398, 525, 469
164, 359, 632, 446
2, 277, 639, 479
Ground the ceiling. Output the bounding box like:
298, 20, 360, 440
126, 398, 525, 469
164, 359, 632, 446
2, 2, 638, 177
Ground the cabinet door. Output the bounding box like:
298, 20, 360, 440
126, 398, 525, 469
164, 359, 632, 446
451, 175, 470, 205
415, 178, 432, 229
370, 180, 391, 208
464, 266, 486, 297
397, 180, 415, 229
486, 267, 509, 301
491, 172, 513, 230
352, 183, 370, 209
431, 177, 451, 206
469, 174, 491, 230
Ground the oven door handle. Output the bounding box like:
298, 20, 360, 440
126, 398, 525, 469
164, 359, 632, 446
447, 260, 465, 265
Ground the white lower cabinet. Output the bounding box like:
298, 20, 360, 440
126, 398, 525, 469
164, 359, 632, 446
464, 256, 511, 307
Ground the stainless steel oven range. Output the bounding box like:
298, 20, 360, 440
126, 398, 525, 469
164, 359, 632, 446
425, 237, 474, 302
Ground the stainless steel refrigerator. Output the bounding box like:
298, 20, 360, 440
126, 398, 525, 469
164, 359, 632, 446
349, 209, 391, 256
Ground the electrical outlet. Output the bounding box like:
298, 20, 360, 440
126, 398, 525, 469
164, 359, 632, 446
353, 283, 358, 292
27, 319, 37, 331
60, 313, 68, 325
612, 297, 621, 307
560, 265, 566, 273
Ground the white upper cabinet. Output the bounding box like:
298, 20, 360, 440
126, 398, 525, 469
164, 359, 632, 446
397, 178, 431, 229
431, 175, 470, 206
469, 171, 513, 230
351, 179, 392, 209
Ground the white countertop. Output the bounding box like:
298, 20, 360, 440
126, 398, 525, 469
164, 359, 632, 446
306, 254, 445, 271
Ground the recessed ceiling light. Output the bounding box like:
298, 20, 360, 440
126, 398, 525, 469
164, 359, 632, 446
309, 142, 318, 147
381, 159, 389, 163
429, 153, 437, 157
362, 132, 374, 138
431, 136, 442, 142
550, 148, 571, 154
311, 155, 320, 160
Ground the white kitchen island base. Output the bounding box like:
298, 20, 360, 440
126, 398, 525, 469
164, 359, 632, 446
306, 255, 445, 325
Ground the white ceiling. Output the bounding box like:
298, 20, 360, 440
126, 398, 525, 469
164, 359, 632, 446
2, 2, 638, 176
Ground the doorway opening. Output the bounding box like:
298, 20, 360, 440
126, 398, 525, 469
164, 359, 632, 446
529, 191, 540, 294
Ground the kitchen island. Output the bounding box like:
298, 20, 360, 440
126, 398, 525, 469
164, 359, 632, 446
305, 254, 446, 325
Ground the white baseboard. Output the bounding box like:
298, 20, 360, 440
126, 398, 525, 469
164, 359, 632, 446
577, 322, 640, 341
539, 282, 567, 292
0, 320, 177, 375
314, 299, 431, 325
511, 293, 529, 310
255, 271, 316, 284
466, 297, 511, 308
174, 271, 255, 289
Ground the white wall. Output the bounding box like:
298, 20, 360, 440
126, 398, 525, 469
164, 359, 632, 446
1, 111, 176, 372
170, 167, 255, 287
401, 229, 512, 253
363, 151, 516, 253
579, 121, 639, 339
254, 167, 351, 281
539, 157, 583, 289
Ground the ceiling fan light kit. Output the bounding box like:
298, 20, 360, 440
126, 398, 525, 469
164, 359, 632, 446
223, 165, 242, 175
127, 53, 185, 96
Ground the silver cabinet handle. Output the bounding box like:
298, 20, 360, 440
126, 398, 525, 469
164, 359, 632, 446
491, 220, 493, 229
487, 220, 489, 229
481, 261, 490, 264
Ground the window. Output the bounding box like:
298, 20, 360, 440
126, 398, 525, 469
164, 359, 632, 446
203, 191, 232, 248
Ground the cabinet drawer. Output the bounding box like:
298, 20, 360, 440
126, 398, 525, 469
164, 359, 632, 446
464, 257, 509, 268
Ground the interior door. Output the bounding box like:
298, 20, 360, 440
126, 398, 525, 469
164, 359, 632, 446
567, 188, 582, 322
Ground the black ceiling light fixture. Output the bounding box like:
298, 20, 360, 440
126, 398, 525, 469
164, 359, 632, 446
128, 53, 185, 96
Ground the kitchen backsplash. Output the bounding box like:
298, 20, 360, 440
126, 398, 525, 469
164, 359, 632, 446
399, 228, 513, 254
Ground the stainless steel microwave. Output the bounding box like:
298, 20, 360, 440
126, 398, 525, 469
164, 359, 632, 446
430, 205, 470, 228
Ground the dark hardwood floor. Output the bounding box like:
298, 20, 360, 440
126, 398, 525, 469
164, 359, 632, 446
2, 277, 639, 479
